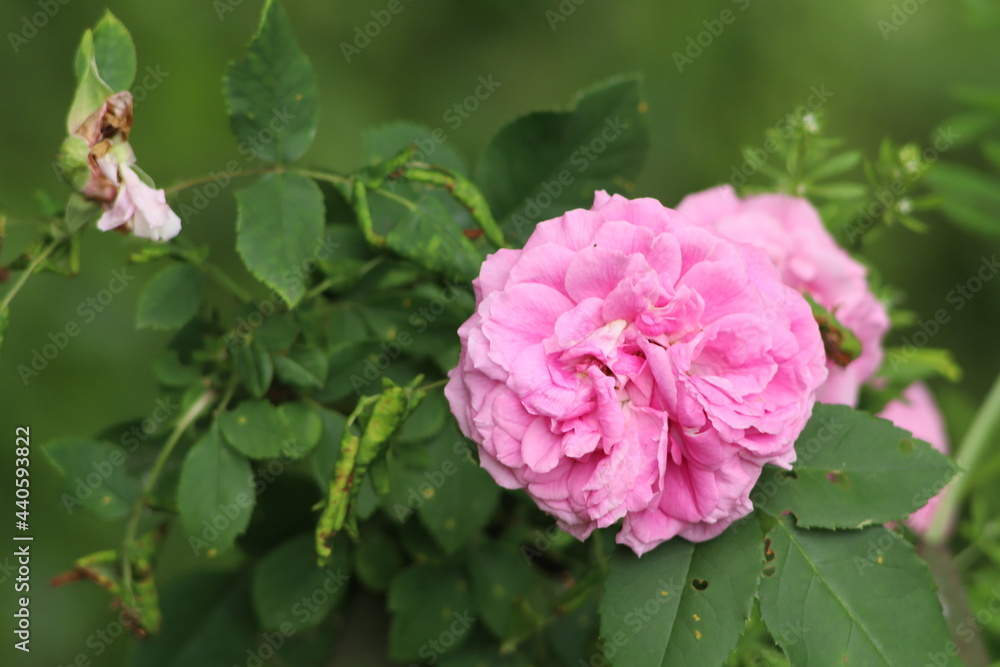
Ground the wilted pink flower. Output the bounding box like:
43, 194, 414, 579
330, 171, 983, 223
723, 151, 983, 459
61, 91, 181, 242
97, 162, 181, 242
677, 186, 889, 407
446, 192, 827, 555
879, 383, 952, 535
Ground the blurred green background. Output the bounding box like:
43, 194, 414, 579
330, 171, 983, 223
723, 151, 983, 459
1, 0, 999, 665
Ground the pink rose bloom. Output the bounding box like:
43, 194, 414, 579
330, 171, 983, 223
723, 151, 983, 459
677, 186, 889, 407
878, 383, 952, 535
97, 161, 182, 242
446, 192, 827, 555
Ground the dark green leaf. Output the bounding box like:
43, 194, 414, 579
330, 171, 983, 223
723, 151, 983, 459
44, 438, 141, 520
252, 532, 350, 632
65, 193, 102, 233
365, 122, 469, 175
468, 542, 537, 640
254, 313, 300, 352
90, 11, 137, 92
388, 563, 475, 661
130, 572, 258, 667
279, 401, 323, 459
599, 519, 762, 667
354, 523, 404, 592
136, 264, 206, 331
759, 516, 959, 666
177, 427, 255, 556
274, 344, 328, 389
752, 405, 958, 528
476, 76, 649, 245
235, 339, 274, 398
224, 0, 318, 163
219, 399, 292, 459
236, 172, 325, 307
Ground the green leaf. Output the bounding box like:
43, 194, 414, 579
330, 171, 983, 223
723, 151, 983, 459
90, 11, 137, 92
599, 519, 762, 667
388, 563, 475, 661
224, 0, 318, 163
396, 390, 447, 444
153, 350, 202, 388
131, 572, 258, 667
879, 347, 962, 384
177, 427, 255, 555
805, 150, 862, 182
274, 344, 328, 389
476, 75, 650, 244
369, 187, 484, 283
364, 122, 469, 175
928, 162, 1000, 236
65, 193, 102, 233
44, 438, 141, 520
136, 264, 206, 331
252, 532, 350, 632
752, 405, 958, 528
467, 542, 537, 640
254, 313, 300, 352
219, 399, 292, 460
235, 339, 274, 398
278, 401, 323, 459
235, 172, 325, 307
354, 523, 404, 592
67, 30, 114, 133
759, 516, 959, 666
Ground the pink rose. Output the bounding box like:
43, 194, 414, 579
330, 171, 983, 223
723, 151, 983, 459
446, 192, 827, 555
878, 383, 952, 536
677, 186, 889, 407
97, 162, 182, 242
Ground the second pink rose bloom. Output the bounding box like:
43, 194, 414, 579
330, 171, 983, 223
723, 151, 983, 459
677, 185, 890, 407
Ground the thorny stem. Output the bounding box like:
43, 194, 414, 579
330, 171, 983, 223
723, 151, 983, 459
120, 390, 216, 607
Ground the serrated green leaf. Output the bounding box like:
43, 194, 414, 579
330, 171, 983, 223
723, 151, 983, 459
236, 172, 325, 307
136, 264, 206, 331
388, 563, 475, 661
278, 401, 322, 459
759, 516, 959, 666
274, 344, 328, 389
235, 339, 274, 398
252, 532, 350, 632
224, 0, 318, 163
177, 427, 255, 555
599, 519, 762, 667
44, 438, 141, 520
477, 75, 649, 245
219, 399, 292, 460
752, 405, 958, 529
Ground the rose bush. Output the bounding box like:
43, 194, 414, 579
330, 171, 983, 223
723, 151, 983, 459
446, 191, 828, 555
677, 185, 889, 406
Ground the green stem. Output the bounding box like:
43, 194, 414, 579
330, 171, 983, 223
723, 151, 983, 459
926, 369, 1000, 544
0, 236, 64, 315
120, 390, 216, 606
164, 167, 277, 196
205, 264, 254, 302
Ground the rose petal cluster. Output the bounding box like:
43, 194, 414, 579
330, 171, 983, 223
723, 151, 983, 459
63, 92, 181, 242
446, 192, 827, 555
677, 185, 889, 406
879, 382, 952, 536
